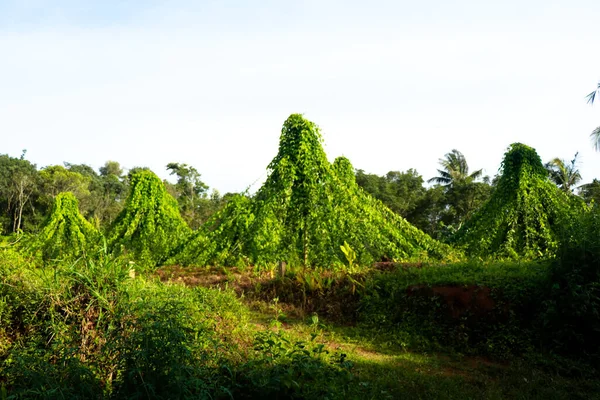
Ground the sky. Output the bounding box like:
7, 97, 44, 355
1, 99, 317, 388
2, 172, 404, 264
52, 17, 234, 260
1, 0, 599, 194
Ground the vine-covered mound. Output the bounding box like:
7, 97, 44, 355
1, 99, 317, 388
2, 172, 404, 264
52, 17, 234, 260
174, 114, 456, 268
452, 143, 585, 259
329, 156, 454, 262
27, 192, 100, 262
107, 170, 190, 267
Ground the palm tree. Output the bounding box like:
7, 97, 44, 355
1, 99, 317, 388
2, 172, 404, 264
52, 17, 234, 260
428, 150, 487, 231
591, 126, 600, 151
587, 82, 600, 150
428, 149, 483, 187
545, 153, 582, 194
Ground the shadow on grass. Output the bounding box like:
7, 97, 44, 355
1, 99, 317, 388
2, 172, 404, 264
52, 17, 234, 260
348, 354, 600, 400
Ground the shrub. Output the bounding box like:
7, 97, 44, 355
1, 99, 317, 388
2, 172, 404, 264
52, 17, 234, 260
229, 329, 353, 399
359, 261, 550, 357
542, 205, 600, 362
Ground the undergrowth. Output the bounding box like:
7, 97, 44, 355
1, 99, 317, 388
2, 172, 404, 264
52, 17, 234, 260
0, 248, 357, 399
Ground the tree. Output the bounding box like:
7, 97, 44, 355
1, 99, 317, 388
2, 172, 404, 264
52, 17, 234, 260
427, 149, 489, 232
591, 126, 600, 152
579, 179, 600, 205
64, 161, 127, 229
355, 169, 426, 218
39, 165, 90, 199
355, 168, 453, 236
99, 161, 123, 177
0, 152, 40, 234
545, 153, 582, 194
166, 163, 212, 229
427, 149, 482, 187
586, 81, 600, 105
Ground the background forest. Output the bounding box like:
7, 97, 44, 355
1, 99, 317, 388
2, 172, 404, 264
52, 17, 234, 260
2, 142, 597, 240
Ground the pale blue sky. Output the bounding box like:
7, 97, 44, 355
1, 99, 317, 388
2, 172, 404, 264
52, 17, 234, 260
1, 0, 599, 193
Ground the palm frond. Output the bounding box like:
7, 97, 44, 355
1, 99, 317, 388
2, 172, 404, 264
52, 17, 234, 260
591, 126, 600, 151
587, 82, 600, 105
469, 169, 483, 181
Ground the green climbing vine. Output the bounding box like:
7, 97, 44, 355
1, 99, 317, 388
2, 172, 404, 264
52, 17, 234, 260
328, 156, 456, 264
452, 143, 586, 259
173, 114, 457, 268
26, 192, 100, 262
107, 170, 190, 267
172, 193, 254, 267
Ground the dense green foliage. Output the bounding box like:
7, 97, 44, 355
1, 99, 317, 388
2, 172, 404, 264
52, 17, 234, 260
543, 204, 600, 361
175, 114, 455, 268
172, 193, 254, 267
329, 156, 456, 263
355, 169, 427, 219
0, 153, 39, 234
25, 192, 100, 262
0, 249, 355, 399
107, 170, 190, 267
4, 113, 600, 398
164, 163, 228, 230
5, 247, 599, 399
579, 178, 600, 205
545, 153, 582, 194
356, 153, 492, 239
453, 143, 584, 259
359, 261, 550, 357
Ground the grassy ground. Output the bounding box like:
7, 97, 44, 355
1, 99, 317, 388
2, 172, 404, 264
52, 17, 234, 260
157, 265, 600, 400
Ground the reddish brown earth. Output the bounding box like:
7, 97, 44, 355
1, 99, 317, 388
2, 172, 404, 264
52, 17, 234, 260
156, 265, 504, 322
407, 285, 498, 319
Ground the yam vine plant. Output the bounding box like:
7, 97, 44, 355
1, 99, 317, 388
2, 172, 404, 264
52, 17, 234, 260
107, 170, 190, 267
172, 193, 254, 267
173, 114, 457, 268
453, 143, 586, 259
329, 156, 457, 263
25, 191, 100, 262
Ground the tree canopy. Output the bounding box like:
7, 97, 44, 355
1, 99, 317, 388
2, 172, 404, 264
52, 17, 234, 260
545, 153, 582, 194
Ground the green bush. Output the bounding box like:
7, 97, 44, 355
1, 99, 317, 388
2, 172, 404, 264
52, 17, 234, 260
542, 205, 600, 362
0, 248, 42, 358
0, 250, 246, 398
229, 329, 354, 399
359, 261, 550, 357
2, 249, 359, 399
